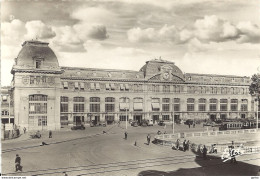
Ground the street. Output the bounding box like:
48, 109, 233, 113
2, 123, 260, 176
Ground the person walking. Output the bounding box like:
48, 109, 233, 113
188, 123, 191, 128
183, 140, 187, 152
125, 131, 128, 140
193, 123, 195, 128
187, 140, 190, 151
23, 127, 26, 134
147, 134, 151, 145
15, 154, 22, 172
49, 130, 52, 138
176, 139, 180, 150
203, 145, 207, 160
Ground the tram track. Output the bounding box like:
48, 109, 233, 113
3, 153, 260, 176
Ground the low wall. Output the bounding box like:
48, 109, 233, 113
154, 129, 258, 146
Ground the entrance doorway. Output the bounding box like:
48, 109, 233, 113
134, 115, 142, 125
152, 115, 159, 124
92, 115, 100, 125
210, 114, 216, 120
74, 116, 84, 126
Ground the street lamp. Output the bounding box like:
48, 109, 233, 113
255, 95, 259, 130
172, 102, 175, 134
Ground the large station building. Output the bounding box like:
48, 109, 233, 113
1, 40, 258, 131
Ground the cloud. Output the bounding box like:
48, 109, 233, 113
127, 25, 183, 43
193, 15, 239, 43
51, 26, 86, 52
236, 21, 260, 43
74, 23, 109, 40
1, 19, 26, 45
70, 6, 116, 24
25, 20, 56, 40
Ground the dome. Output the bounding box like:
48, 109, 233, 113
15, 40, 59, 69
140, 59, 184, 81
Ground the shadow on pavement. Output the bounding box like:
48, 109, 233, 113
138, 147, 260, 176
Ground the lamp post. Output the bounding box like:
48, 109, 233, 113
256, 95, 259, 130
172, 102, 175, 134
125, 107, 128, 130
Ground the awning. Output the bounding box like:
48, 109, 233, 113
120, 103, 129, 110
120, 84, 125, 90
110, 83, 115, 90
96, 83, 100, 90
134, 103, 143, 110
75, 82, 79, 88
105, 83, 110, 90
152, 103, 160, 109
63, 82, 68, 88
80, 82, 84, 89
125, 84, 129, 90
90, 83, 95, 90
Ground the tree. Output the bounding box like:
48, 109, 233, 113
249, 74, 260, 96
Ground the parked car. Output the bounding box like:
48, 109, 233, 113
147, 119, 153, 126
71, 125, 85, 130
131, 121, 138, 127
158, 121, 165, 126
184, 119, 193, 125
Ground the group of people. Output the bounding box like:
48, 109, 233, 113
174, 139, 190, 152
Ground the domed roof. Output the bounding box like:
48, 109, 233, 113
15, 40, 59, 68
140, 59, 184, 81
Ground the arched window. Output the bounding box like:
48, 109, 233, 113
198, 98, 206, 111
187, 98, 195, 111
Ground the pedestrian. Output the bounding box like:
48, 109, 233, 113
187, 140, 190, 151
125, 131, 128, 140
147, 134, 151, 145
15, 154, 22, 172
49, 130, 52, 138
188, 123, 191, 128
176, 139, 180, 150
203, 145, 207, 159
23, 127, 26, 134
183, 140, 186, 152
193, 123, 195, 128
229, 145, 237, 164
63, 171, 68, 176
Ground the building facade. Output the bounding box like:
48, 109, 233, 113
2, 40, 258, 131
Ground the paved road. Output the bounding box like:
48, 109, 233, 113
2, 124, 260, 176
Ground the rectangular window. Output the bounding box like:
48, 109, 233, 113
96, 83, 100, 90
106, 83, 110, 90
36, 60, 41, 68
90, 83, 95, 90
80, 82, 85, 90
105, 104, 115, 112
90, 104, 100, 112
231, 104, 238, 111
163, 85, 170, 92
199, 104, 206, 111
220, 104, 227, 111
120, 84, 125, 91
241, 104, 248, 111
162, 115, 170, 121
210, 104, 217, 111
63, 82, 68, 89
162, 104, 170, 111
110, 83, 115, 90
125, 84, 129, 91
73, 104, 84, 112
30, 76, 35, 84
174, 104, 180, 111
187, 104, 194, 111
73, 97, 84, 102
42, 76, 47, 83
75, 82, 79, 89
60, 103, 68, 112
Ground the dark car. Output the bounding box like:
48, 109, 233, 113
71, 125, 85, 130
158, 121, 165, 126
184, 119, 193, 125
131, 121, 138, 127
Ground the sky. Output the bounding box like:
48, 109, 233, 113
1, 0, 260, 86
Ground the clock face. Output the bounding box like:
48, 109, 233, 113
163, 72, 169, 79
